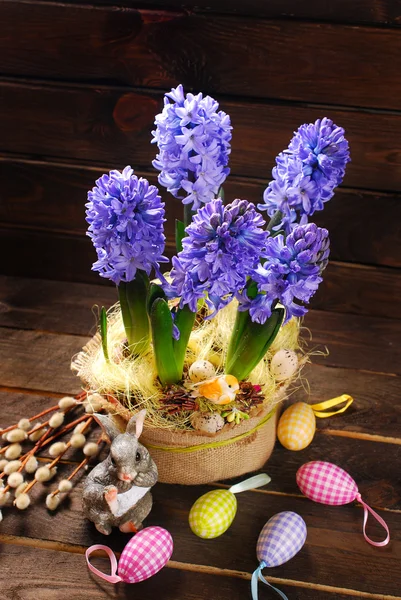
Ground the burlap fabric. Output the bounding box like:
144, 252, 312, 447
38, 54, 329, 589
140, 407, 278, 484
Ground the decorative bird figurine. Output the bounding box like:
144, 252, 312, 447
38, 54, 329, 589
190, 374, 239, 405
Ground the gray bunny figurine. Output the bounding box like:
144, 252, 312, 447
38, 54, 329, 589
82, 409, 158, 535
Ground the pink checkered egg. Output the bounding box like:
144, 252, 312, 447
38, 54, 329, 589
118, 526, 173, 582
86, 526, 173, 584
256, 511, 307, 567
297, 461, 358, 505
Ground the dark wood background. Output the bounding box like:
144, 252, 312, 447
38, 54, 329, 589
1, 0, 401, 319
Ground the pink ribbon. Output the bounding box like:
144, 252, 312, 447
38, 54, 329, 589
86, 544, 122, 583
355, 494, 390, 547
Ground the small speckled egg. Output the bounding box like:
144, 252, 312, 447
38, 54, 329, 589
189, 489, 237, 538
271, 349, 298, 381
189, 360, 216, 383
191, 412, 225, 434
277, 402, 316, 451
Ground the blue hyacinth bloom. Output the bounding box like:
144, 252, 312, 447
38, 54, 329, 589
168, 198, 268, 314
259, 118, 350, 232
152, 85, 232, 210
238, 223, 330, 323
86, 166, 167, 284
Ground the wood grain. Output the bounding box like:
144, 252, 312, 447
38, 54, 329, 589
311, 262, 401, 319
0, 275, 115, 336
0, 542, 366, 600
1, 159, 400, 269
292, 363, 401, 437
1, 342, 401, 438
1, 83, 401, 192
47, 0, 401, 26
1, 276, 401, 372
0, 476, 400, 596
0, 327, 86, 395
304, 310, 401, 374
1, 387, 400, 505
2, 4, 401, 110
16, 0, 401, 26
2, 227, 400, 318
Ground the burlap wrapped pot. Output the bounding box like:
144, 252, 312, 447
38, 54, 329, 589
140, 406, 278, 485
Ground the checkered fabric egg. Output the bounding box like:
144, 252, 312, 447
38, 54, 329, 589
277, 402, 316, 451
118, 526, 173, 582
257, 512, 307, 567
251, 512, 307, 600
296, 461, 391, 548
86, 526, 173, 584
296, 461, 358, 505
189, 489, 237, 539
189, 474, 271, 540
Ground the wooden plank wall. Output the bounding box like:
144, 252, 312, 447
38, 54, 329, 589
1, 0, 400, 318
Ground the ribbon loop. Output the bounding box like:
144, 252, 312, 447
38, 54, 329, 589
311, 394, 353, 418
229, 473, 271, 495
355, 494, 390, 547
86, 544, 122, 583
251, 562, 289, 600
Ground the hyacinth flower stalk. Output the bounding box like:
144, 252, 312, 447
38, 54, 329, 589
259, 118, 350, 234
154, 198, 267, 384
86, 166, 168, 356
150, 85, 233, 384
227, 224, 330, 380
226, 118, 350, 378
152, 84, 232, 232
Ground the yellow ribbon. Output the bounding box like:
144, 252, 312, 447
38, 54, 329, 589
144, 409, 275, 454
310, 394, 353, 418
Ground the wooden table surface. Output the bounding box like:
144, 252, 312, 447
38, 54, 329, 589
0, 274, 400, 600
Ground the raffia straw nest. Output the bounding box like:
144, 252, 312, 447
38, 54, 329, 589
72, 300, 305, 430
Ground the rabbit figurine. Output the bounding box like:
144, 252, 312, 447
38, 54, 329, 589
82, 409, 158, 535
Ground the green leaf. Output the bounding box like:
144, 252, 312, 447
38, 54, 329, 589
175, 219, 186, 253
266, 209, 283, 233
270, 228, 285, 238
150, 298, 181, 386
183, 204, 194, 228
226, 308, 285, 380
118, 271, 150, 356
173, 305, 196, 378
217, 185, 225, 201
226, 279, 258, 365
100, 306, 109, 361
147, 282, 166, 314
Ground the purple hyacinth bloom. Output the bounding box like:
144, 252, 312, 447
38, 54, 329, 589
86, 166, 168, 284
152, 85, 232, 210
259, 118, 350, 232
239, 223, 330, 323
169, 198, 268, 314
289, 118, 350, 187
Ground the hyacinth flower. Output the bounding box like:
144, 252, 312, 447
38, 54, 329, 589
259, 118, 350, 233
151, 84, 232, 228
151, 198, 269, 386
169, 198, 268, 314
226, 224, 330, 380
86, 166, 167, 356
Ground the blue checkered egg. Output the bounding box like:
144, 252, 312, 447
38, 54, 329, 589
257, 512, 307, 567
189, 489, 237, 539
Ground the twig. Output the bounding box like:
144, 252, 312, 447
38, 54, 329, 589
21, 417, 94, 497
50, 433, 103, 497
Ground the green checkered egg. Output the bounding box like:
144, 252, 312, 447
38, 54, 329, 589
189, 489, 237, 539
